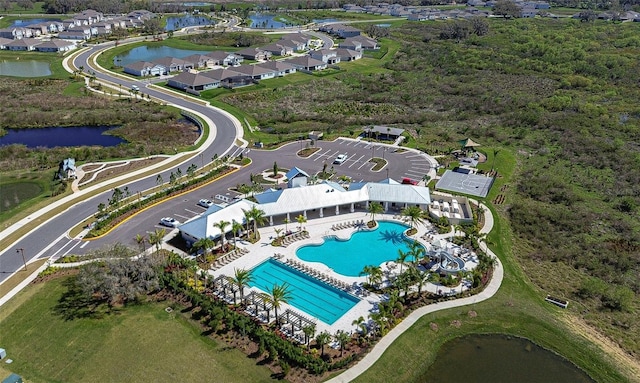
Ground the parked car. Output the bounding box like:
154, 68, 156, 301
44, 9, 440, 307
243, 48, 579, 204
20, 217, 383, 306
401, 177, 419, 185
333, 154, 348, 164
160, 217, 180, 228
198, 199, 214, 208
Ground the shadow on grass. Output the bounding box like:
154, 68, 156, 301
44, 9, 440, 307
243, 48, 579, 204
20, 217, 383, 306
52, 276, 107, 320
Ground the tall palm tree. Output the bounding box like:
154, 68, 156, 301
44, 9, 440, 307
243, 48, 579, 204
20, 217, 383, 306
283, 217, 290, 233
407, 240, 426, 266
401, 205, 424, 230
148, 228, 166, 258
368, 201, 384, 224
296, 214, 307, 232
192, 237, 215, 262
231, 220, 244, 247
396, 249, 410, 274
135, 233, 146, 253
229, 268, 253, 305
315, 331, 331, 357
351, 316, 368, 338
265, 283, 292, 325
242, 206, 267, 236
302, 324, 316, 349
213, 219, 230, 251
335, 330, 351, 357
360, 265, 383, 288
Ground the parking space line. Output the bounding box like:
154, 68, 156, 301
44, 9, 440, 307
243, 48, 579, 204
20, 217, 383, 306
357, 159, 370, 170
175, 213, 190, 220
185, 208, 200, 215
348, 155, 365, 168
313, 149, 334, 161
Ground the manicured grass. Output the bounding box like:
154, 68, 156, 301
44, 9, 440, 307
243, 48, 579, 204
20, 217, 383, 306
0, 277, 275, 383
0, 181, 43, 213
0, 170, 63, 226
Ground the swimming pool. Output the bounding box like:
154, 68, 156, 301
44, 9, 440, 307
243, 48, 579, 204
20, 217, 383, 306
297, 221, 419, 277
248, 259, 359, 325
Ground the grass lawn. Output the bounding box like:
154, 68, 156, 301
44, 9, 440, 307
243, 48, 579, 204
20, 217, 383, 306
0, 277, 275, 383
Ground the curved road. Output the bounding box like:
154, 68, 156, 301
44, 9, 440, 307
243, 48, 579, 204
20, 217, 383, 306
0, 41, 242, 283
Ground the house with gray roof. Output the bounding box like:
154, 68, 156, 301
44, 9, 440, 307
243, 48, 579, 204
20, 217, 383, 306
6, 38, 40, 51
257, 60, 297, 77
123, 61, 166, 76
58, 30, 89, 40
231, 64, 277, 80
365, 125, 405, 141
206, 51, 244, 66
338, 38, 362, 51
285, 56, 327, 72
0, 37, 12, 49
183, 54, 217, 69
0, 27, 32, 40
309, 49, 340, 64
278, 33, 310, 51
167, 72, 221, 92
236, 47, 272, 61
261, 42, 294, 57
36, 39, 76, 52
153, 56, 192, 72
348, 35, 379, 50
200, 68, 254, 88
336, 48, 362, 62
320, 24, 361, 38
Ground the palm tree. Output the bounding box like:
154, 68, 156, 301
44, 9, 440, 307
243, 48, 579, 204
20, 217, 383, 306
213, 219, 230, 251
315, 331, 331, 358
368, 201, 384, 224
335, 330, 351, 357
193, 237, 215, 262
135, 233, 146, 253
265, 283, 292, 325
407, 239, 426, 266
296, 214, 307, 232
360, 265, 383, 288
242, 206, 267, 236
302, 324, 316, 349
148, 228, 166, 258
283, 217, 290, 233
401, 206, 424, 230
231, 220, 244, 247
274, 228, 283, 239
396, 249, 410, 274
229, 268, 253, 305
352, 316, 368, 338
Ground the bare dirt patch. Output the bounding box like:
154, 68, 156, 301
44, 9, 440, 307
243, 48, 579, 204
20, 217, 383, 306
80, 157, 165, 187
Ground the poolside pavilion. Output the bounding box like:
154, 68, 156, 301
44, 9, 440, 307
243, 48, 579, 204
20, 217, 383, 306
178, 178, 431, 246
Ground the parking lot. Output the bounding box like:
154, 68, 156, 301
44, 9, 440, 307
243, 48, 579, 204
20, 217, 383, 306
83, 137, 435, 251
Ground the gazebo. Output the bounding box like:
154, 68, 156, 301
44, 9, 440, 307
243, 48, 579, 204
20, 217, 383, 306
458, 138, 481, 150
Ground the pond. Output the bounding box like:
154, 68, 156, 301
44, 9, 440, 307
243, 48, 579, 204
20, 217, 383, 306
0, 126, 126, 148
421, 334, 594, 383
165, 15, 215, 31
0, 60, 51, 77
248, 13, 294, 29
114, 45, 211, 66
9, 18, 61, 27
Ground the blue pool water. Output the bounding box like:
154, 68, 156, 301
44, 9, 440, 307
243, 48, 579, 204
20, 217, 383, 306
248, 259, 359, 324
297, 221, 417, 277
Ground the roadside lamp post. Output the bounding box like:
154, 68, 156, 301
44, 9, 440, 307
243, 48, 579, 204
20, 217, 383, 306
16, 248, 27, 271
371, 145, 375, 160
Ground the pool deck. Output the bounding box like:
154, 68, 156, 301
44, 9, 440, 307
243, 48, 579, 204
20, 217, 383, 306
208, 211, 479, 336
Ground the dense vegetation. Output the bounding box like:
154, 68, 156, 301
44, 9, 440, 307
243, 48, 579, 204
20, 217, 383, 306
219, 18, 640, 356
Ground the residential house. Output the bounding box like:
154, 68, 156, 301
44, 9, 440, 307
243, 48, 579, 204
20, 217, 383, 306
74, 9, 104, 24
201, 68, 253, 88
310, 49, 340, 64
257, 60, 297, 77
36, 39, 76, 52
6, 38, 40, 51
58, 30, 90, 41
26, 24, 46, 36
127, 10, 156, 21
62, 19, 80, 29
231, 64, 277, 80
285, 56, 327, 72
167, 72, 221, 92
236, 47, 272, 61
92, 22, 112, 36
0, 27, 32, 40
183, 54, 217, 69
261, 43, 293, 57
339, 38, 362, 51
207, 51, 243, 66
123, 61, 166, 76
320, 24, 361, 38
343, 4, 365, 12
349, 35, 379, 50
0, 37, 12, 49
278, 32, 311, 51
336, 48, 362, 62
153, 56, 192, 73
66, 26, 93, 39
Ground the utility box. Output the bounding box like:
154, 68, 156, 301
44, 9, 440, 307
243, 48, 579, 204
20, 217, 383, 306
0, 348, 6, 360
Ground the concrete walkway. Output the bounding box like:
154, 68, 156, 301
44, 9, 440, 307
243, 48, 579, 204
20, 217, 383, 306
326, 201, 500, 383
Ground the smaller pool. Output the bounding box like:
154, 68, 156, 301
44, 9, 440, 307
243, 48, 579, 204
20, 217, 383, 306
248, 259, 359, 324
297, 221, 420, 277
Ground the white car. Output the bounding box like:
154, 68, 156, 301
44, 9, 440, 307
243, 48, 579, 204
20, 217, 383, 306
160, 217, 180, 228
198, 199, 214, 208
333, 154, 348, 164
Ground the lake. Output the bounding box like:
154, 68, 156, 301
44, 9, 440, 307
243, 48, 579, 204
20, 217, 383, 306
114, 46, 211, 66
249, 13, 294, 29
10, 18, 60, 27
421, 334, 594, 383
165, 15, 215, 31
0, 60, 51, 77
0, 126, 126, 148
